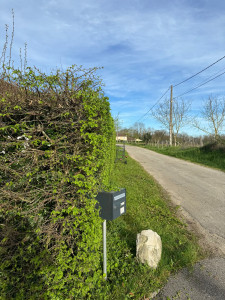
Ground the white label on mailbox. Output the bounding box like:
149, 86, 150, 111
114, 193, 125, 201
120, 202, 125, 206
120, 206, 125, 214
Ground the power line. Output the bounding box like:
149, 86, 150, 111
129, 55, 225, 125
173, 54, 225, 88
174, 69, 225, 99
136, 87, 170, 122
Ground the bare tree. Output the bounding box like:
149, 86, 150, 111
152, 98, 191, 146
133, 122, 145, 139
194, 96, 225, 141
173, 99, 192, 146
113, 113, 123, 138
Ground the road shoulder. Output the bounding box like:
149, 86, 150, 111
153, 257, 225, 300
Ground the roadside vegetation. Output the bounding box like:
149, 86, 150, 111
135, 142, 225, 172
99, 153, 205, 299
0, 65, 117, 299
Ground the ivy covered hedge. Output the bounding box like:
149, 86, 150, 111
0, 66, 115, 299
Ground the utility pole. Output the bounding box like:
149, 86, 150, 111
169, 85, 173, 146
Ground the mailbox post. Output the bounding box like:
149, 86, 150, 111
103, 220, 107, 279
96, 188, 126, 280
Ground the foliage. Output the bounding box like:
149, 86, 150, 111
0, 65, 115, 299
142, 132, 152, 143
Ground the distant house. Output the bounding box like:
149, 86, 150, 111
135, 138, 142, 143
116, 135, 127, 142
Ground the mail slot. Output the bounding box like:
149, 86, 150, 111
96, 188, 126, 220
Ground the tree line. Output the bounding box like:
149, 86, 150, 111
116, 95, 225, 146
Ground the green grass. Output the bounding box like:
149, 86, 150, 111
94, 154, 204, 300
136, 142, 225, 172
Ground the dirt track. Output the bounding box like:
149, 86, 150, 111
126, 145, 225, 255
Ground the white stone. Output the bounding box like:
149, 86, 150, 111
136, 229, 162, 269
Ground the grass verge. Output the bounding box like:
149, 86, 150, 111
94, 153, 205, 299
134, 143, 225, 172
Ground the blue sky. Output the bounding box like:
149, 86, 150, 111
1, 0, 225, 136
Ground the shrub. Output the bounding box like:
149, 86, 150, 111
0, 65, 115, 299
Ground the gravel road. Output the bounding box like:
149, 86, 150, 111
125, 145, 225, 255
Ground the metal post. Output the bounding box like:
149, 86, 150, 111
169, 85, 173, 146
103, 220, 107, 280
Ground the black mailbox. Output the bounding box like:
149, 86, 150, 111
96, 188, 126, 220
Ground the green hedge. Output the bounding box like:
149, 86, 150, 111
0, 66, 115, 299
